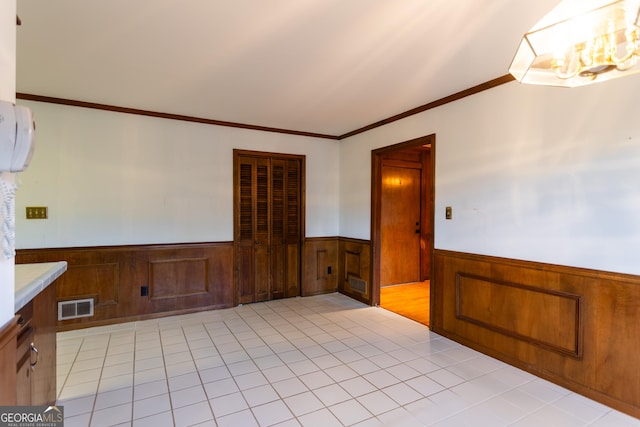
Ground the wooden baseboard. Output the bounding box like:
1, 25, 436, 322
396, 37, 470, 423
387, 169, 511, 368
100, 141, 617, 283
55, 303, 233, 332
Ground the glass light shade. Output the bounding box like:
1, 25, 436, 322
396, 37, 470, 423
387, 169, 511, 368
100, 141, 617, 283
510, 0, 640, 87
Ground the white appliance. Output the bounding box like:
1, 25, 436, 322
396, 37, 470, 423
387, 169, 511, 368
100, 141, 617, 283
0, 100, 36, 259
0, 101, 36, 172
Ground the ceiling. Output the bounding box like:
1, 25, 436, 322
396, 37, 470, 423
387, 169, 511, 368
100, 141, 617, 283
16, 0, 560, 138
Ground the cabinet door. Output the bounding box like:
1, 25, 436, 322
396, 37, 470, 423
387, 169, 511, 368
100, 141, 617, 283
16, 357, 31, 406
32, 283, 57, 405
0, 316, 19, 405
16, 304, 35, 406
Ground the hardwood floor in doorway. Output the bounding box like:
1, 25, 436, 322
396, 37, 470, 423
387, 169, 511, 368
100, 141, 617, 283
380, 281, 430, 327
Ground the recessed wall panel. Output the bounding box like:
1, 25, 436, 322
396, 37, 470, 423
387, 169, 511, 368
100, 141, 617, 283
456, 273, 581, 357
149, 257, 208, 300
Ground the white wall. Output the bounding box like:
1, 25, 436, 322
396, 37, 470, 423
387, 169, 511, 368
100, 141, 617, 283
15, 60, 640, 278
340, 75, 640, 275
15, 101, 340, 248
0, 0, 16, 326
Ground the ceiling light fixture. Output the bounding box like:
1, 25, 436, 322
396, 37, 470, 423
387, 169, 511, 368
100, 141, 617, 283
510, 0, 640, 87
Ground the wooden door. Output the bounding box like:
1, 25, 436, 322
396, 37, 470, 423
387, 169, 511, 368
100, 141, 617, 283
235, 152, 302, 304
236, 156, 271, 303
270, 159, 286, 299
270, 159, 302, 299
284, 161, 302, 298
380, 164, 421, 286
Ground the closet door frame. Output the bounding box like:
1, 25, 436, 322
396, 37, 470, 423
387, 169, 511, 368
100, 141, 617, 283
232, 149, 306, 306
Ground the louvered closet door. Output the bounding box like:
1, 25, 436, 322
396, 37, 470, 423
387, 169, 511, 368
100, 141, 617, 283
284, 159, 301, 297
237, 157, 271, 303
270, 159, 301, 299
235, 154, 302, 304
270, 160, 286, 299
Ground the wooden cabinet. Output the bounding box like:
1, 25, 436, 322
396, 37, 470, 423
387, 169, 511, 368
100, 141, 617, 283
16, 345, 33, 405
0, 315, 20, 405
16, 300, 35, 406
234, 151, 304, 304
15, 283, 57, 406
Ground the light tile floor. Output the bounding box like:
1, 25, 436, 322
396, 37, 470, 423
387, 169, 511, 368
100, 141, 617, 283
55, 293, 640, 427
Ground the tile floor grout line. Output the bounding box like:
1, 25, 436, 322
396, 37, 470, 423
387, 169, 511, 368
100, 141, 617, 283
88, 333, 111, 427
55, 336, 81, 402
167, 323, 188, 426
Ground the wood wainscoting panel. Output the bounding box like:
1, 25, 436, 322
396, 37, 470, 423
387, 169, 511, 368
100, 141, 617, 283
345, 250, 361, 280
16, 242, 234, 330
432, 249, 640, 418
316, 249, 329, 280
338, 238, 371, 304
60, 263, 119, 306
149, 257, 208, 299
302, 237, 338, 296
143, 245, 233, 316
456, 273, 582, 358
19, 248, 128, 326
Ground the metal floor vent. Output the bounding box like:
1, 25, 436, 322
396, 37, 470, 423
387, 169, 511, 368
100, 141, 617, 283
348, 276, 367, 294
58, 298, 94, 320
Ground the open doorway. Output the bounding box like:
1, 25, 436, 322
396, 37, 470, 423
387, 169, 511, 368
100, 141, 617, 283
371, 135, 434, 327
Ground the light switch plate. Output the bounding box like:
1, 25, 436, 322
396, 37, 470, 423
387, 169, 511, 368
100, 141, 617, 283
26, 206, 48, 219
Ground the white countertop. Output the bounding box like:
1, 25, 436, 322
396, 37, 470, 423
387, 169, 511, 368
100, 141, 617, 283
15, 261, 67, 312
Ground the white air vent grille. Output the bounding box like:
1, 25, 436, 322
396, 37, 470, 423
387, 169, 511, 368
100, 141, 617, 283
58, 299, 94, 320
348, 276, 367, 294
